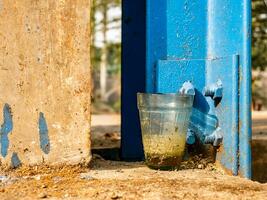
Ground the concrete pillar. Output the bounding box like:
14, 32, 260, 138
0, 0, 91, 166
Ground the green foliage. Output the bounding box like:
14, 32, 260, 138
92, 1, 267, 110
252, 0, 267, 70
107, 43, 121, 75
252, 0, 267, 109
91, 0, 121, 113
91, 43, 121, 75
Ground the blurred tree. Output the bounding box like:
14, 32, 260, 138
91, 0, 121, 112
252, 74, 265, 110
99, 0, 108, 101
252, 0, 267, 70
252, 0, 267, 110
92, 1, 267, 110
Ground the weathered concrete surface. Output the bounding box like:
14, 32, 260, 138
0, 0, 91, 166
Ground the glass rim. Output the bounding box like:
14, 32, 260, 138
137, 92, 194, 97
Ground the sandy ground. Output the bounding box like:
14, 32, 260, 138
0, 157, 266, 200
252, 111, 267, 136
91, 114, 121, 149
251, 111, 267, 183
0, 113, 266, 199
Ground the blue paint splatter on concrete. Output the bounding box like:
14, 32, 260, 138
0, 104, 13, 157
11, 152, 21, 168
38, 112, 50, 154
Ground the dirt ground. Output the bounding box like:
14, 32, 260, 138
91, 114, 121, 149
252, 111, 267, 136
252, 111, 267, 183
0, 114, 267, 200
0, 157, 267, 200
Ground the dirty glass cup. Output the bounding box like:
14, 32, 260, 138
137, 93, 194, 170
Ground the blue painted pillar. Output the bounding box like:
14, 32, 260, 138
205, 0, 252, 179
121, 0, 146, 160
122, 0, 251, 178
146, 0, 251, 178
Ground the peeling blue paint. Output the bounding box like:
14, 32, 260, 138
11, 152, 21, 168
0, 104, 13, 157
38, 112, 50, 154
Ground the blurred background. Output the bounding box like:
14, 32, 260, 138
90, 0, 121, 151
91, 0, 121, 114
252, 0, 267, 111
90, 0, 267, 114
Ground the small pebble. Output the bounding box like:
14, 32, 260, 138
38, 193, 47, 199
0, 188, 5, 193
0, 176, 18, 184
111, 193, 121, 199
0, 176, 9, 182
198, 164, 204, 169
80, 173, 95, 180
53, 176, 62, 183
34, 175, 41, 181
